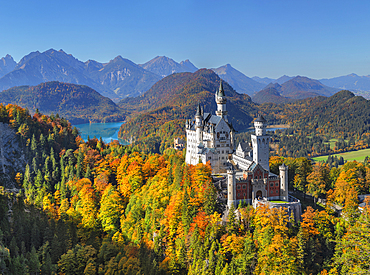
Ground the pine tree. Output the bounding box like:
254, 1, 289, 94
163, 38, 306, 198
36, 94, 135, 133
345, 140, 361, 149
28, 246, 40, 275
227, 204, 238, 234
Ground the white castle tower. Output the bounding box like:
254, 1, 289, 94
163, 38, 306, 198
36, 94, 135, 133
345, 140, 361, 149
251, 114, 270, 172
279, 163, 289, 201
227, 166, 236, 208
215, 81, 228, 122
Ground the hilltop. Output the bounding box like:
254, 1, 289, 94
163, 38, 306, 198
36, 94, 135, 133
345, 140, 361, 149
0, 81, 125, 124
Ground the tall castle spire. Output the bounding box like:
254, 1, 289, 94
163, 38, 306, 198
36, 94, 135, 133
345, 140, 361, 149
215, 80, 228, 121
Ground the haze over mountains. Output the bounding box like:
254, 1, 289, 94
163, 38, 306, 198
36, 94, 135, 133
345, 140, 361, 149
1, 49, 370, 104
252, 77, 338, 104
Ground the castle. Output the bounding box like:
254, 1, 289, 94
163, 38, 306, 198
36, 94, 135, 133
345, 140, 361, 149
185, 82, 300, 218
185, 81, 234, 171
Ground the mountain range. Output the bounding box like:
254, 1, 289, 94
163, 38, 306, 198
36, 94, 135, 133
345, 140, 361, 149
1, 49, 370, 103
319, 73, 370, 92
139, 56, 198, 77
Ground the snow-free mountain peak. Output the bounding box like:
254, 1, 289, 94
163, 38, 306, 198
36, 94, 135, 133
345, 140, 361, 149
212, 64, 265, 96
140, 56, 198, 77
0, 54, 16, 78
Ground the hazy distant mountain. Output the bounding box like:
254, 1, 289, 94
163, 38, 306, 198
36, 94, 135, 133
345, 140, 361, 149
252, 83, 294, 104
86, 56, 162, 99
0, 55, 16, 78
0, 49, 114, 98
252, 76, 275, 85
139, 56, 198, 77
84, 59, 104, 74
280, 76, 338, 99
319, 73, 370, 92
0, 81, 125, 124
251, 76, 338, 103
212, 64, 265, 96
275, 75, 294, 84
252, 75, 293, 86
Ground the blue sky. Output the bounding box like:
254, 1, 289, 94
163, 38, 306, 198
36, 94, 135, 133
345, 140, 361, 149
1, 0, 369, 79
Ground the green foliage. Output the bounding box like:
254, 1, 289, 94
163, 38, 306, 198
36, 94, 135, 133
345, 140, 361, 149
258, 90, 370, 158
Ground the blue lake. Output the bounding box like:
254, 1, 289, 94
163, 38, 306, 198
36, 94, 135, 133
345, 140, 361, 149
243, 126, 289, 133
73, 121, 129, 145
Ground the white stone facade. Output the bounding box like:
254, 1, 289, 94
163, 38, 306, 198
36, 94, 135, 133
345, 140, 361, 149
185, 82, 234, 172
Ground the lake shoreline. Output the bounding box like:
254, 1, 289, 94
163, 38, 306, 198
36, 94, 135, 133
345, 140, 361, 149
73, 121, 129, 145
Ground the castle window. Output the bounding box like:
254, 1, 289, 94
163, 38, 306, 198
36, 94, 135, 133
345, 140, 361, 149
242, 185, 246, 189
217, 144, 220, 147
276, 190, 278, 194
243, 193, 246, 197
275, 182, 279, 186
270, 190, 273, 194
270, 183, 273, 187
237, 185, 241, 190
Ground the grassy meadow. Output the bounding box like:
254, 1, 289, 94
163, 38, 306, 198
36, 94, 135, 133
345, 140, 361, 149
312, 148, 370, 163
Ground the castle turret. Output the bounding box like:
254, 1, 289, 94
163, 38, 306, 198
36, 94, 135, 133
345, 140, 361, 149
251, 114, 270, 171
227, 166, 236, 209
195, 103, 203, 143
254, 114, 266, 136
279, 163, 288, 201
215, 81, 228, 122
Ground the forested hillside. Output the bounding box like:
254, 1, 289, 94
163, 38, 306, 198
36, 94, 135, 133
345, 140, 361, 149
255, 90, 370, 158
0, 104, 369, 274
0, 82, 126, 124
118, 69, 258, 153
